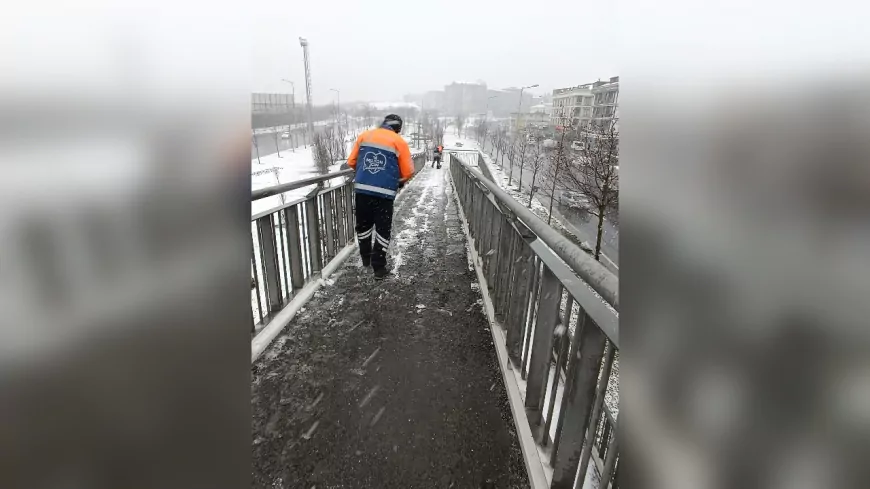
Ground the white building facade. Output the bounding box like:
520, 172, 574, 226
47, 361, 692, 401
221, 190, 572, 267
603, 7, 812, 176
550, 76, 619, 129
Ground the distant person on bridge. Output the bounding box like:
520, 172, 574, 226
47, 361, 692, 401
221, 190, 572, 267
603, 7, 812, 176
347, 114, 414, 279
431, 144, 443, 169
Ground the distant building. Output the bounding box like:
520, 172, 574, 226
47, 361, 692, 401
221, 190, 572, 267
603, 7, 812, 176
550, 76, 618, 129
487, 88, 534, 117
551, 84, 594, 128
444, 81, 488, 116
592, 77, 619, 127
251, 93, 295, 114
422, 90, 445, 112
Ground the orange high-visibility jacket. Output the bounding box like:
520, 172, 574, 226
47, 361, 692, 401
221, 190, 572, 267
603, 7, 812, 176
347, 126, 414, 199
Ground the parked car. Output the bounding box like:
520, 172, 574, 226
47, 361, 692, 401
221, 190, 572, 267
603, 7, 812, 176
281, 131, 290, 139
455, 142, 463, 147
571, 141, 584, 151
558, 190, 588, 209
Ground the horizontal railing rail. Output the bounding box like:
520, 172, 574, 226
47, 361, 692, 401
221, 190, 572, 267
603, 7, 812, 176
252, 168, 354, 201
449, 151, 619, 489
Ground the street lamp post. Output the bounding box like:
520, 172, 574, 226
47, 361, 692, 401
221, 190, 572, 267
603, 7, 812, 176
281, 79, 297, 151
281, 79, 295, 108
516, 84, 538, 135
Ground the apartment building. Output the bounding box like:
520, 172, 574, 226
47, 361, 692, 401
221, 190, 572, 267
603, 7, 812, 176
550, 76, 619, 129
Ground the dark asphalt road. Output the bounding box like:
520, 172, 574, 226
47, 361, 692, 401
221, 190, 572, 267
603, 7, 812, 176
251, 164, 528, 488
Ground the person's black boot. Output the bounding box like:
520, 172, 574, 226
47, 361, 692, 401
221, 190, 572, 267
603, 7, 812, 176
361, 256, 371, 268
373, 266, 392, 280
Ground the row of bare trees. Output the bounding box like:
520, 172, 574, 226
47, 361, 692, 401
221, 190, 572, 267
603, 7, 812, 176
475, 119, 619, 261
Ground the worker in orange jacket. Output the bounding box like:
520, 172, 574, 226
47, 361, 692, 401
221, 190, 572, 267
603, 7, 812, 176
431, 144, 443, 168
347, 114, 414, 279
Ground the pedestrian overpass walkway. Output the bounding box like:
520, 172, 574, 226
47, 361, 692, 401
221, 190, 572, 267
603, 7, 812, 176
250, 152, 619, 488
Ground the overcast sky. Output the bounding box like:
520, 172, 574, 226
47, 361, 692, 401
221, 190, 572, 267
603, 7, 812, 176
252, 0, 617, 105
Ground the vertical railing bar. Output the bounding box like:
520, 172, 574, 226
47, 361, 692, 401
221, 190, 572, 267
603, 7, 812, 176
550, 311, 587, 467
597, 421, 619, 489
279, 209, 291, 299
298, 201, 309, 280
521, 257, 542, 379
525, 266, 562, 415
497, 228, 519, 318
542, 296, 574, 445
250, 247, 263, 325
578, 342, 617, 485
255, 219, 269, 314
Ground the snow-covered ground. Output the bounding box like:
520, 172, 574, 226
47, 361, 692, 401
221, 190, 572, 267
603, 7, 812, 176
251, 147, 350, 217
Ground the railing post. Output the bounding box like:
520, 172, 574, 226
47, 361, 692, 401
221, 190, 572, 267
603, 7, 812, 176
256, 214, 283, 313
345, 184, 355, 245
506, 240, 533, 365
286, 206, 305, 289
577, 344, 616, 485
305, 195, 323, 274
495, 224, 518, 317
323, 192, 336, 259
335, 190, 347, 247
597, 421, 619, 489
550, 313, 607, 489
525, 266, 562, 414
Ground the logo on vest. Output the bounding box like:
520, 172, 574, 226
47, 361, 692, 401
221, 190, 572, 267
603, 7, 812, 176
363, 151, 387, 174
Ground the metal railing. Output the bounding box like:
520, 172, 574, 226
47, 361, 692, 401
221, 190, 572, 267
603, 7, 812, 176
250, 153, 427, 332
449, 152, 619, 489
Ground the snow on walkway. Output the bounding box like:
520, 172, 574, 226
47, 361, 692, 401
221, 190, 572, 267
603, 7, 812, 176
251, 162, 529, 488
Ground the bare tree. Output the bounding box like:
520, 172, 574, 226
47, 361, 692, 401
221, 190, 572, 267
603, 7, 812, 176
480, 120, 491, 152
476, 118, 489, 150
494, 128, 504, 167
526, 137, 547, 207
455, 113, 466, 137
514, 130, 532, 191
332, 106, 348, 159
312, 131, 332, 174
507, 133, 518, 186
363, 104, 374, 129
434, 119, 445, 147
551, 120, 619, 260
545, 127, 572, 224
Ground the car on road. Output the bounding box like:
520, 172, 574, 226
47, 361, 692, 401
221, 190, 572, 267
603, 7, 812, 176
455, 142, 463, 147
558, 190, 588, 210
281, 131, 290, 139
571, 141, 584, 151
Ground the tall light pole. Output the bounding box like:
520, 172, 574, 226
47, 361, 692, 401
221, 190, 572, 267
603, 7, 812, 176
516, 84, 538, 135
281, 79, 297, 151
299, 37, 315, 144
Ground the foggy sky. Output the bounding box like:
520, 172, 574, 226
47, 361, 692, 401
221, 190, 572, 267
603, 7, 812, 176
252, 0, 617, 105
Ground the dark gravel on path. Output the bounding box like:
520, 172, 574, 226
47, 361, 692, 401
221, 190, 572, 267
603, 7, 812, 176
252, 164, 529, 489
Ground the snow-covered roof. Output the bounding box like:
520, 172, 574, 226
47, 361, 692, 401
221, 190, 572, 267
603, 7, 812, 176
450, 80, 486, 86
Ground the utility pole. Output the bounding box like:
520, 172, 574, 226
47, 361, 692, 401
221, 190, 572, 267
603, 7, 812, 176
516, 84, 538, 136
281, 79, 296, 147
299, 37, 315, 143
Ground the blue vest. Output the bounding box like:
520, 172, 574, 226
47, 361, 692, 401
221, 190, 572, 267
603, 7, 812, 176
354, 128, 401, 200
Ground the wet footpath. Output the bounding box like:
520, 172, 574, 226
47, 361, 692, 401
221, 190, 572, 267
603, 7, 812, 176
252, 162, 529, 488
